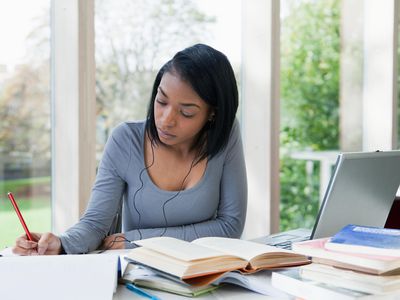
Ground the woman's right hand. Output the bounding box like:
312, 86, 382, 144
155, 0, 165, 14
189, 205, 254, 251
13, 232, 62, 255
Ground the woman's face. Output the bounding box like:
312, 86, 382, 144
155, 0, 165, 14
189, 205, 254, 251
154, 71, 212, 150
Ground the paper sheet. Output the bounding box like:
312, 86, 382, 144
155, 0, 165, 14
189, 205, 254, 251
0, 253, 119, 300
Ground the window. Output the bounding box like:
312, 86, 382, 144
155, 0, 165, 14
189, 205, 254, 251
280, 0, 398, 231
280, 0, 341, 231
94, 0, 242, 159
0, 0, 51, 248
50, 0, 398, 239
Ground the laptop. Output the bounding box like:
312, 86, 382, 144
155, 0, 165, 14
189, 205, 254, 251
254, 150, 400, 248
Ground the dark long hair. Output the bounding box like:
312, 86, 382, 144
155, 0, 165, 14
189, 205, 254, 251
146, 44, 238, 162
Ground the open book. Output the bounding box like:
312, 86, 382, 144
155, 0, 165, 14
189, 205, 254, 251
122, 263, 218, 297
125, 236, 310, 286
122, 263, 291, 298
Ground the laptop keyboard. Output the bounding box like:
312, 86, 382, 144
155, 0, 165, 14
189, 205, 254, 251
252, 228, 312, 250
268, 240, 294, 250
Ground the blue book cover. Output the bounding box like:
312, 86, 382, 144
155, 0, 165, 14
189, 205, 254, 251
326, 224, 400, 256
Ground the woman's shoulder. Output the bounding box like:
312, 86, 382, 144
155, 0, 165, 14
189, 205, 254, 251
103, 120, 146, 163
226, 118, 242, 145
230, 118, 241, 136
110, 120, 146, 141
211, 118, 242, 161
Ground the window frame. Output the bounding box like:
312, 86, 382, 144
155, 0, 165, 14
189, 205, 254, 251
51, 0, 96, 233
362, 0, 398, 150
241, 0, 280, 238
51, 0, 399, 235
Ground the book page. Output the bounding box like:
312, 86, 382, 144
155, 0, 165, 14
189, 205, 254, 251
0, 247, 17, 257
192, 237, 291, 261
134, 237, 232, 262
213, 270, 291, 298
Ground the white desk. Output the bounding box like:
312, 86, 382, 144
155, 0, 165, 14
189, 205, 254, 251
0, 248, 289, 300
114, 284, 280, 299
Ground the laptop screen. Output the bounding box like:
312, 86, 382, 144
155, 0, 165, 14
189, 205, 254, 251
311, 150, 400, 239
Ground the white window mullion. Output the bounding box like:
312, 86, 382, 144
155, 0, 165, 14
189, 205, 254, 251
241, 0, 280, 238
363, 0, 398, 150
51, 0, 96, 233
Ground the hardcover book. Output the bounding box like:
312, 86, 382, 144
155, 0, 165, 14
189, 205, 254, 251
292, 238, 400, 275
271, 268, 400, 300
325, 224, 400, 257
300, 263, 400, 294
124, 236, 310, 286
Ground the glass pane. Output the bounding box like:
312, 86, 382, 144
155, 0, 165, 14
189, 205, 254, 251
95, 0, 241, 160
0, 0, 51, 248
280, 0, 342, 231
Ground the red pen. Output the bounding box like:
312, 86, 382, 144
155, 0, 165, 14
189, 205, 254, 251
7, 192, 33, 241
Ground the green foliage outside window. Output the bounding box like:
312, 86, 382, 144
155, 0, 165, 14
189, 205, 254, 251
280, 0, 340, 230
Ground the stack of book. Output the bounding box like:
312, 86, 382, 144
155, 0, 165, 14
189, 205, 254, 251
121, 236, 310, 297
271, 224, 400, 299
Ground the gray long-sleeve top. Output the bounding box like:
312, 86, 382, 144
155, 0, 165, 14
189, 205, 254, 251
60, 120, 247, 254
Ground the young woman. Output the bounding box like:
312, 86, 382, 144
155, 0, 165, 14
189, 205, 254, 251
13, 44, 247, 255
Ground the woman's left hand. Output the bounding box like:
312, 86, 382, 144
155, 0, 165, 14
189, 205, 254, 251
102, 233, 126, 250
